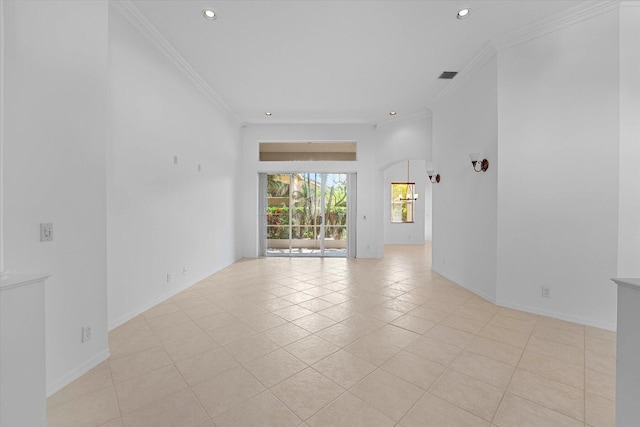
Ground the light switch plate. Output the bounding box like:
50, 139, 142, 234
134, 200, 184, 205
40, 223, 53, 242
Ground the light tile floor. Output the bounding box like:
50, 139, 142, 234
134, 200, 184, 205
47, 244, 616, 427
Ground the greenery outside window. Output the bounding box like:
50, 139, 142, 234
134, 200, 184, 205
391, 182, 416, 223
265, 173, 349, 257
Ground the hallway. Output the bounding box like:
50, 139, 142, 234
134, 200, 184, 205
48, 244, 616, 426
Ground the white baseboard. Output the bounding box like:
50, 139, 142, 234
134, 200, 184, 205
48, 259, 242, 397
431, 267, 616, 331
108, 268, 222, 331
431, 266, 497, 304
47, 348, 111, 397
495, 298, 617, 332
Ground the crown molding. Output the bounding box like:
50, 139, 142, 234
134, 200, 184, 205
429, 1, 621, 111
621, 0, 640, 7
375, 110, 432, 129
110, 0, 243, 125
428, 42, 497, 111
493, 0, 621, 51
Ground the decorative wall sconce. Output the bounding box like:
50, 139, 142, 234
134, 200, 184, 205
469, 153, 489, 172
427, 170, 441, 183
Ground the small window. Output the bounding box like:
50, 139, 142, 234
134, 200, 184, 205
259, 141, 356, 161
391, 183, 416, 223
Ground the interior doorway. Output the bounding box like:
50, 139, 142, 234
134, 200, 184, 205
260, 173, 354, 257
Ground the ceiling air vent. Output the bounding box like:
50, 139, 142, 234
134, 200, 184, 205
439, 71, 458, 79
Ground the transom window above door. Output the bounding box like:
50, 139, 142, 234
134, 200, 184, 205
259, 142, 356, 161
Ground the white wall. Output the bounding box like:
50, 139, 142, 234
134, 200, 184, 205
617, 0, 640, 414
377, 114, 433, 243
496, 10, 619, 329
107, 6, 242, 329
618, 2, 640, 278
432, 53, 499, 302
240, 124, 382, 258
2, 0, 109, 394
376, 114, 431, 171
0, 0, 5, 276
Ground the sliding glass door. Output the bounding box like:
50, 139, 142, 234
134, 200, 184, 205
264, 173, 349, 257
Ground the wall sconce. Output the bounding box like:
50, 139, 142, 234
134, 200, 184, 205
427, 170, 440, 183
469, 153, 489, 172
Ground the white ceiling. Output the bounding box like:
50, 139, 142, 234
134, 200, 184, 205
130, 0, 588, 125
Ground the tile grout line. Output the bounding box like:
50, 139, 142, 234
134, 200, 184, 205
488, 309, 536, 426
106, 359, 123, 426
49, 246, 615, 427
165, 320, 217, 426
419, 313, 478, 422
280, 364, 349, 423
493, 316, 588, 425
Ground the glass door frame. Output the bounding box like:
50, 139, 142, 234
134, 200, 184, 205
262, 172, 349, 258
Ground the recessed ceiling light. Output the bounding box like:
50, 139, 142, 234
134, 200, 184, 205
265, 112, 272, 116
389, 111, 397, 116
202, 9, 216, 20
457, 8, 471, 19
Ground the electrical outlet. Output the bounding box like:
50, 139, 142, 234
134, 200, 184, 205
167, 273, 172, 282
40, 223, 53, 241
183, 267, 188, 275
541, 286, 551, 298
81, 325, 92, 343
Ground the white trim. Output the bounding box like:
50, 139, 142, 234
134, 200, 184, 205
348, 172, 357, 258
258, 173, 267, 257
0, 273, 50, 291
107, 268, 226, 330
428, 42, 497, 110
621, 0, 640, 7
109, 0, 243, 125
431, 266, 497, 305
46, 348, 111, 397
0, 0, 5, 277
432, 266, 616, 331
495, 298, 617, 332
378, 156, 428, 175
493, 0, 620, 51
429, 1, 621, 111
612, 278, 640, 291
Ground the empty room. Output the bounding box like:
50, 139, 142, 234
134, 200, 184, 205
1, 0, 639, 426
